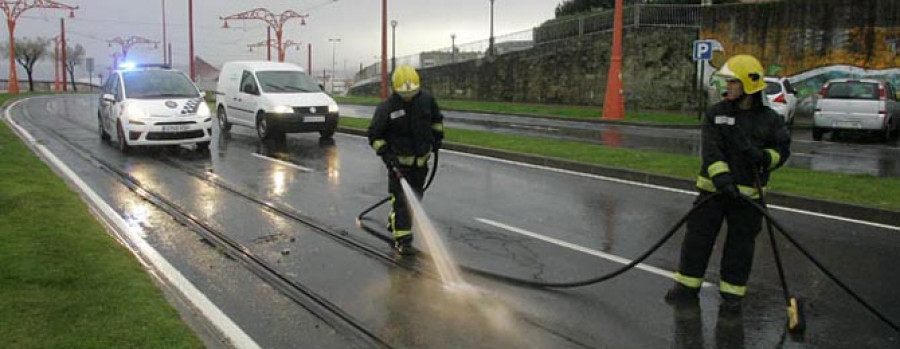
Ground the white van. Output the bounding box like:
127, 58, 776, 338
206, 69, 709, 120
215, 61, 339, 141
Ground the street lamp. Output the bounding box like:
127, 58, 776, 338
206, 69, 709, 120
488, 0, 495, 56
451, 34, 456, 63
329, 38, 341, 94
390, 20, 397, 73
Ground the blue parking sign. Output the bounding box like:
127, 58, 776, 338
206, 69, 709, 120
693, 41, 712, 61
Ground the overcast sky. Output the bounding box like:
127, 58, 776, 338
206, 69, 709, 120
6, 0, 560, 81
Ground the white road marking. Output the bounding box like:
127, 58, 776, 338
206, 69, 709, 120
340, 132, 899, 230
5, 99, 261, 349
475, 217, 715, 288
251, 153, 314, 172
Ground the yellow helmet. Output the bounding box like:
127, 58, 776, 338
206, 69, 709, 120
715, 54, 765, 95
392, 65, 420, 100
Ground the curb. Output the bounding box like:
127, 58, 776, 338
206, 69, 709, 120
340, 126, 899, 227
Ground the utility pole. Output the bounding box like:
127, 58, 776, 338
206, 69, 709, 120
60, 17, 67, 91
161, 0, 167, 65
221, 8, 309, 63
1, 0, 78, 94
329, 38, 341, 94
308, 43, 312, 72
107, 36, 158, 62
451, 33, 456, 63
390, 20, 397, 73
189, 0, 194, 80
488, 0, 495, 57
380, 0, 388, 98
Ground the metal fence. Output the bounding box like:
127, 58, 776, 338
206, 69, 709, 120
353, 4, 701, 84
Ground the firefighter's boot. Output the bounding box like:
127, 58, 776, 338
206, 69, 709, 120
394, 236, 415, 256
665, 283, 700, 304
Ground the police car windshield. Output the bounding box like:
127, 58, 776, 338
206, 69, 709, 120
256, 70, 321, 93
122, 70, 200, 99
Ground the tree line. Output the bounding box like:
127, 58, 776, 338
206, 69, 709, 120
1, 37, 85, 92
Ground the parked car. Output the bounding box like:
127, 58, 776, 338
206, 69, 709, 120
813, 78, 900, 142
764, 76, 798, 126
215, 61, 339, 141
98, 63, 213, 153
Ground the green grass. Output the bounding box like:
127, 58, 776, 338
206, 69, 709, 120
336, 96, 700, 125
342, 117, 900, 211
0, 101, 203, 347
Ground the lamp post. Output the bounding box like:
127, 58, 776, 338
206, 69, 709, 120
488, 0, 495, 56
329, 38, 341, 94
451, 34, 456, 63
390, 20, 397, 73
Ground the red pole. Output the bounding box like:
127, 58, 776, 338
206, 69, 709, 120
188, 0, 195, 80
307, 43, 312, 72
61, 17, 68, 91
7, 18, 19, 94
602, 0, 625, 120
266, 26, 272, 62
380, 0, 388, 99
276, 28, 285, 62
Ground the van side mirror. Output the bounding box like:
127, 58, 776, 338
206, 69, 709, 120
102, 93, 115, 103
318, 83, 325, 91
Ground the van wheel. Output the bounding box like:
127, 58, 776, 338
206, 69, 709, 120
217, 106, 231, 133
256, 112, 282, 140
98, 114, 110, 142
116, 121, 131, 154
812, 127, 823, 141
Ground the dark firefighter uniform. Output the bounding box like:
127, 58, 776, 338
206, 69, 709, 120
367, 66, 444, 252
668, 55, 791, 305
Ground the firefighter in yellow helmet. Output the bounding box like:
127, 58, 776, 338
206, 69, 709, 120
367, 65, 445, 255
665, 55, 791, 311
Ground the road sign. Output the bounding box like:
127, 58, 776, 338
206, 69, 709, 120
693, 41, 713, 61
85, 57, 94, 72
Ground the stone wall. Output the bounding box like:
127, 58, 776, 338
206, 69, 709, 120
352, 27, 700, 111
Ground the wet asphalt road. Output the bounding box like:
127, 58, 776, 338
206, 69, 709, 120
8, 94, 900, 348
339, 105, 900, 177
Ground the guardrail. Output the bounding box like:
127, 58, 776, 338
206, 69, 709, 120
0, 79, 100, 93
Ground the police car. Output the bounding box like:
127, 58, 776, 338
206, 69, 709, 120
98, 63, 213, 153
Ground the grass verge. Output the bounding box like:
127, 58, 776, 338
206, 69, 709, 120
1, 95, 204, 348
335, 96, 700, 125
341, 117, 900, 211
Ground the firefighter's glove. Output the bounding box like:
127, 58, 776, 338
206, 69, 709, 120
712, 173, 740, 199
379, 151, 399, 170
744, 146, 770, 168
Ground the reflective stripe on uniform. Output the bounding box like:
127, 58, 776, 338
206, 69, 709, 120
695, 176, 763, 199
372, 139, 387, 152
707, 161, 730, 177
674, 272, 703, 288
765, 148, 780, 168
432, 123, 444, 132
720, 280, 747, 296
397, 153, 432, 167
394, 229, 412, 239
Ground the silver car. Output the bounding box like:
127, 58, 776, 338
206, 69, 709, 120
813, 78, 900, 142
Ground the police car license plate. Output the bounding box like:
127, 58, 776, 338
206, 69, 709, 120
161, 125, 190, 132
833, 121, 861, 129
304, 116, 326, 122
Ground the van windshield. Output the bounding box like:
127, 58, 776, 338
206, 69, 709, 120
122, 70, 200, 99
256, 70, 322, 93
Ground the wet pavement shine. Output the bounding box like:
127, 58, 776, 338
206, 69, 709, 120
7, 94, 900, 348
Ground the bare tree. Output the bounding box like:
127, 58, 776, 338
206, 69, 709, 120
1, 37, 50, 92
63, 44, 85, 91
